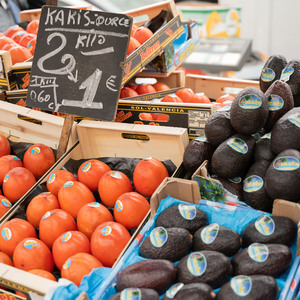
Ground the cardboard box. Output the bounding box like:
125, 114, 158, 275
0, 121, 188, 298
0, 51, 17, 91
176, 3, 242, 38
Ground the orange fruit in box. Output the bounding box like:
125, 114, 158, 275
19, 33, 36, 48
133, 157, 169, 197
0, 36, 15, 49
0, 134, 10, 158
13, 238, 54, 272
58, 181, 96, 218
11, 31, 28, 44
0, 155, 22, 185
161, 94, 183, 103
0, 196, 12, 218
39, 209, 77, 248
78, 159, 111, 192
0, 251, 12, 265
98, 171, 133, 207
61, 252, 103, 286
127, 36, 141, 56
5, 25, 24, 38
133, 27, 154, 44
23, 143, 55, 179
28, 269, 57, 281
46, 169, 77, 197
114, 192, 150, 229
0, 218, 37, 257
130, 24, 138, 37
216, 94, 235, 103
153, 82, 171, 91
26, 19, 39, 35
77, 202, 113, 239
7, 45, 32, 65
175, 88, 195, 103
91, 221, 131, 267
26, 192, 60, 228
190, 93, 211, 104
136, 84, 156, 95
2, 43, 18, 51
52, 231, 91, 270
125, 83, 138, 91
2, 167, 36, 203
27, 38, 36, 55
120, 87, 139, 99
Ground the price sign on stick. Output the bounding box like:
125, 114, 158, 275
26, 6, 132, 121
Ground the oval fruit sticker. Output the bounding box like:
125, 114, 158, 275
61, 232, 72, 242
187, 252, 207, 276
150, 227, 168, 248
115, 200, 123, 212
200, 223, 219, 244
243, 175, 264, 193
268, 94, 284, 111
110, 171, 122, 179
178, 204, 196, 220
81, 162, 91, 173
273, 157, 300, 171
31, 147, 40, 155
24, 239, 38, 249
1, 228, 12, 241
195, 136, 208, 143
239, 94, 262, 109
261, 68, 275, 82
255, 215, 275, 236
101, 226, 112, 236
120, 288, 142, 300
288, 113, 300, 128
227, 138, 248, 154
248, 243, 269, 262
230, 275, 252, 296
165, 283, 184, 298
280, 67, 294, 82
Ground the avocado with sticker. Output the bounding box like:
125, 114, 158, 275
139, 227, 193, 262
193, 224, 241, 257
242, 215, 296, 247
216, 275, 278, 300
253, 133, 275, 163
109, 288, 159, 300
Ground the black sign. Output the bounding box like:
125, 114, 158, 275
26, 6, 132, 121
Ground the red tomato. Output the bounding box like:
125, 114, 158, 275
58, 181, 96, 219
7, 45, 32, 65
26, 38, 36, 55
161, 94, 183, 103
11, 31, 28, 44
130, 24, 138, 37
91, 221, 131, 267
0, 196, 12, 218
0, 134, 10, 158
28, 269, 56, 281
0, 155, 23, 185
127, 36, 141, 56
216, 94, 235, 103
133, 27, 154, 44
0, 251, 12, 266
77, 160, 111, 192
135, 84, 156, 95
77, 202, 114, 239
19, 33, 35, 48
133, 157, 169, 197
2, 167, 36, 203
98, 171, 133, 207
153, 82, 171, 91
0, 36, 15, 49
175, 88, 195, 102
5, 25, 25, 38
190, 93, 211, 104
39, 209, 77, 248
0, 218, 37, 257
26, 19, 39, 34
26, 192, 60, 228
52, 231, 91, 270
119, 87, 139, 99
13, 238, 54, 272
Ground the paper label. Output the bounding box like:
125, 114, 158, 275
230, 275, 252, 296
195, 136, 208, 143
1, 198, 11, 208
248, 243, 269, 262
24, 239, 38, 249
187, 252, 207, 276
243, 175, 264, 193
61, 232, 72, 242
101, 226, 112, 236
200, 223, 219, 244
150, 227, 168, 248
81, 162, 91, 172
110, 171, 122, 179
115, 200, 123, 212
273, 157, 300, 171
165, 283, 184, 298
261, 67, 275, 82
47, 173, 56, 184
255, 215, 275, 236
88, 202, 100, 208
63, 181, 74, 188
31, 147, 40, 155
1, 228, 11, 241
268, 94, 284, 111
288, 113, 300, 128
239, 94, 262, 109
178, 204, 197, 220
120, 288, 142, 300
280, 67, 294, 82
227, 137, 248, 154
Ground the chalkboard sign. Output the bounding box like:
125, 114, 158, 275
26, 6, 132, 121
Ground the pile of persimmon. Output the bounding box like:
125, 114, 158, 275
0, 19, 39, 64
0, 156, 169, 288
0, 134, 56, 218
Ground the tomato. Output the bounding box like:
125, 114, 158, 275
124, 83, 138, 91
58, 181, 96, 218
98, 171, 133, 207
61, 252, 103, 287
2, 43, 18, 51
0, 155, 23, 185
91, 221, 131, 267
0, 196, 12, 218
216, 94, 235, 103
130, 24, 138, 37
26, 192, 60, 228
119, 87, 139, 98
133, 157, 169, 197
135, 84, 156, 95
160, 94, 183, 103
28, 269, 56, 281
19, 33, 35, 48
0, 134, 10, 158
133, 27, 154, 44
152, 82, 171, 91
175, 88, 195, 102
23, 143, 55, 179
0, 251, 12, 265
7, 45, 32, 65
0, 218, 37, 257
26, 38, 36, 55
127, 36, 141, 56
114, 192, 150, 229
2, 167, 36, 203
13, 238, 54, 272
5, 25, 25, 38
190, 93, 211, 104
11, 31, 28, 44
77, 202, 114, 239
46, 170, 77, 197
77, 159, 111, 192
39, 209, 77, 248
26, 19, 39, 34
52, 231, 91, 270
0, 36, 15, 49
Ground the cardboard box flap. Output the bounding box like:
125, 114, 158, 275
272, 199, 300, 223
150, 177, 201, 218
76, 120, 188, 167
0, 101, 77, 149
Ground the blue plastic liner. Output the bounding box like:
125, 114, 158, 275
51, 196, 297, 300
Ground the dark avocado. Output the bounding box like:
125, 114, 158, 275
264, 80, 294, 132
281, 60, 300, 95
183, 136, 215, 173
265, 149, 300, 201
271, 107, 300, 154
109, 288, 159, 300
216, 275, 278, 300
211, 134, 256, 178
116, 259, 176, 294
230, 87, 269, 135
242, 160, 273, 212
155, 204, 209, 234
163, 282, 215, 300
205, 108, 235, 148
231, 243, 292, 277
139, 227, 193, 262
242, 215, 296, 247
193, 224, 241, 257
259, 54, 287, 93
253, 133, 275, 162
176, 251, 232, 289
